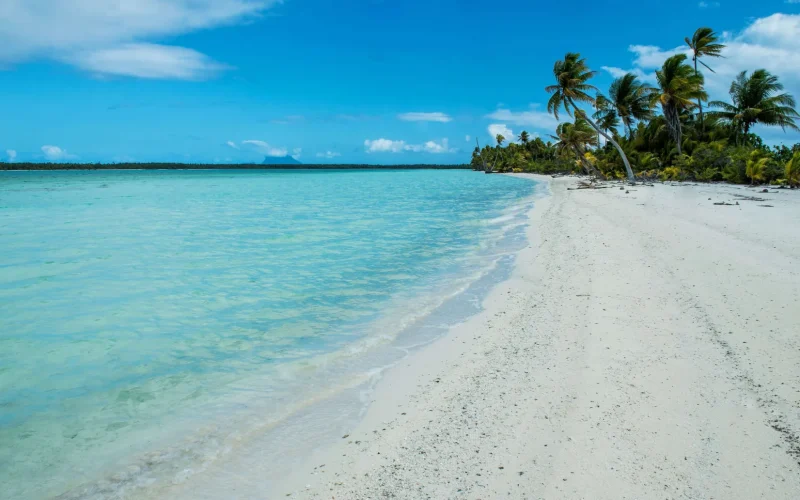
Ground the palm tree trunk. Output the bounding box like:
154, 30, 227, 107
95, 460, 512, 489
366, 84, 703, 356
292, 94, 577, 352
575, 144, 603, 178
695, 57, 704, 134
569, 98, 635, 182
475, 138, 489, 172
664, 104, 683, 155
571, 145, 592, 175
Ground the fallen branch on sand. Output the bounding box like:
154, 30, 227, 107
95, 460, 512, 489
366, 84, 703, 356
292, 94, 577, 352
734, 194, 768, 202
567, 180, 614, 190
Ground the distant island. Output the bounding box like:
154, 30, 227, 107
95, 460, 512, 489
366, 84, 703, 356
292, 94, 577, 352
262, 155, 302, 165
0, 162, 470, 171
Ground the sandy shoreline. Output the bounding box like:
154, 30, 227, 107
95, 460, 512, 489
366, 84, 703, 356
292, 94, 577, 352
269, 175, 800, 499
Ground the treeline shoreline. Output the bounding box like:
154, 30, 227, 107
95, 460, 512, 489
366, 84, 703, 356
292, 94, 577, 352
471, 26, 800, 187
0, 163, 471, 171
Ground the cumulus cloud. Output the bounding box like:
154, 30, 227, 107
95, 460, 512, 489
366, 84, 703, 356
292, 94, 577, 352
364, 138, 407, 153
41, 145, 77, 161
291, 147, 302, 159
0, 0, 280, 79
397, 112, 452, 123
364, 138, 456, 154
486, 105, 557, 130
488, 124, 515, 142
316, 151, 341, 159
600, 65, 653, 82
241, 140, 288, 157
421, 139, 455, 153
6, 149, 17, 162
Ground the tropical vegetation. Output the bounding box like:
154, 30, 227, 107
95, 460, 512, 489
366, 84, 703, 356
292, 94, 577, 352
471, 27, 800, 186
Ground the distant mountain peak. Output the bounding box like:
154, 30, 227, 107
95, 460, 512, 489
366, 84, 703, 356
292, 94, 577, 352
262, 155, 301, 165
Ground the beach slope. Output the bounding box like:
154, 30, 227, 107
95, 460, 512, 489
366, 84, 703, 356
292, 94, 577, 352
288, 177, 800, 499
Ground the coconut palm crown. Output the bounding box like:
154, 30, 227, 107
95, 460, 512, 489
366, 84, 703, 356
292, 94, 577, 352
604, 73, 654, 138
685, 27, 725, 131
651, 54, 707, 155
708, 69, 799, 142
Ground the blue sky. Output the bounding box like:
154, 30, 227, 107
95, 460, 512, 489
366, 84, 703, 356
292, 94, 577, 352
0, 1, 799, 164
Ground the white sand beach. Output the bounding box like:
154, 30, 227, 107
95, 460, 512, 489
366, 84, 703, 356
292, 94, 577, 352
279, 176, 800, 499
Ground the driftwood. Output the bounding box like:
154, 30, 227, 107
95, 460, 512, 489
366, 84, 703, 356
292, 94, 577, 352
713, 201, 738, 206
734, 194, 768, 202
567, 180, 615, 190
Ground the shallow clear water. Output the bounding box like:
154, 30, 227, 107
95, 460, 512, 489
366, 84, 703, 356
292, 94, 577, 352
0, 169, 536, 499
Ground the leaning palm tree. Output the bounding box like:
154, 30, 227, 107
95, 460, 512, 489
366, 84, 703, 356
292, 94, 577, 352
708, 69, 799, 144
551, 119, 599, 176
546, 53, 635, 181
685, 27, 725, 130
604, 73, 653, 139
650, 54, 707, 155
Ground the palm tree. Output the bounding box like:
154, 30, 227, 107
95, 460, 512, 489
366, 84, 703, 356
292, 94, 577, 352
708, 70, 799, 144
551, 119, 599, 176
518, 131, 530, 145
786, 151, 800, 187
685, 27, 725, 131
593, 94, 620, 143
745, 151, 769, 185
546, 53, 635, 181
496, 134, 505, 147
604, 73, 653, 139
650, 54, 707, 155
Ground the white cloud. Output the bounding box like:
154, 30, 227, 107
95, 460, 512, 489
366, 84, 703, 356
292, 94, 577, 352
67, 43, 227, 79
6, 149, 16, 162
291, 147, 302, 159
698, 1, 720, 7
601, 66, 653, 82
488, 124, 514, 142
486, 105, 557, 130
241, 140, 288, 157
226, 140, 239, 149
41, 145, 77, 161
0, 0, 280, 79
421, 139, 455, 154
397, 112, 452, 123
365, 138, 406, 153
364, 138, 456, 154
316, 151, 341, 159
465, 135, 471, 142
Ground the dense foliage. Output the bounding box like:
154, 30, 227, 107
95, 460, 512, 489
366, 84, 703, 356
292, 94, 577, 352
471, 27, 800, 185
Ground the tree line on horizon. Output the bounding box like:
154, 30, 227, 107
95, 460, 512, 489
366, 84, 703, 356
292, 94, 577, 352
472, 27, 800, 186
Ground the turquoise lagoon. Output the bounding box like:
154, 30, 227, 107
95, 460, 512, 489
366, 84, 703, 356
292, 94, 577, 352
0, 169, 538, 498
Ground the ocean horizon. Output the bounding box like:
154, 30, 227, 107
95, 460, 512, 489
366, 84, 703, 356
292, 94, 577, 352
0, 169, 539, 499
